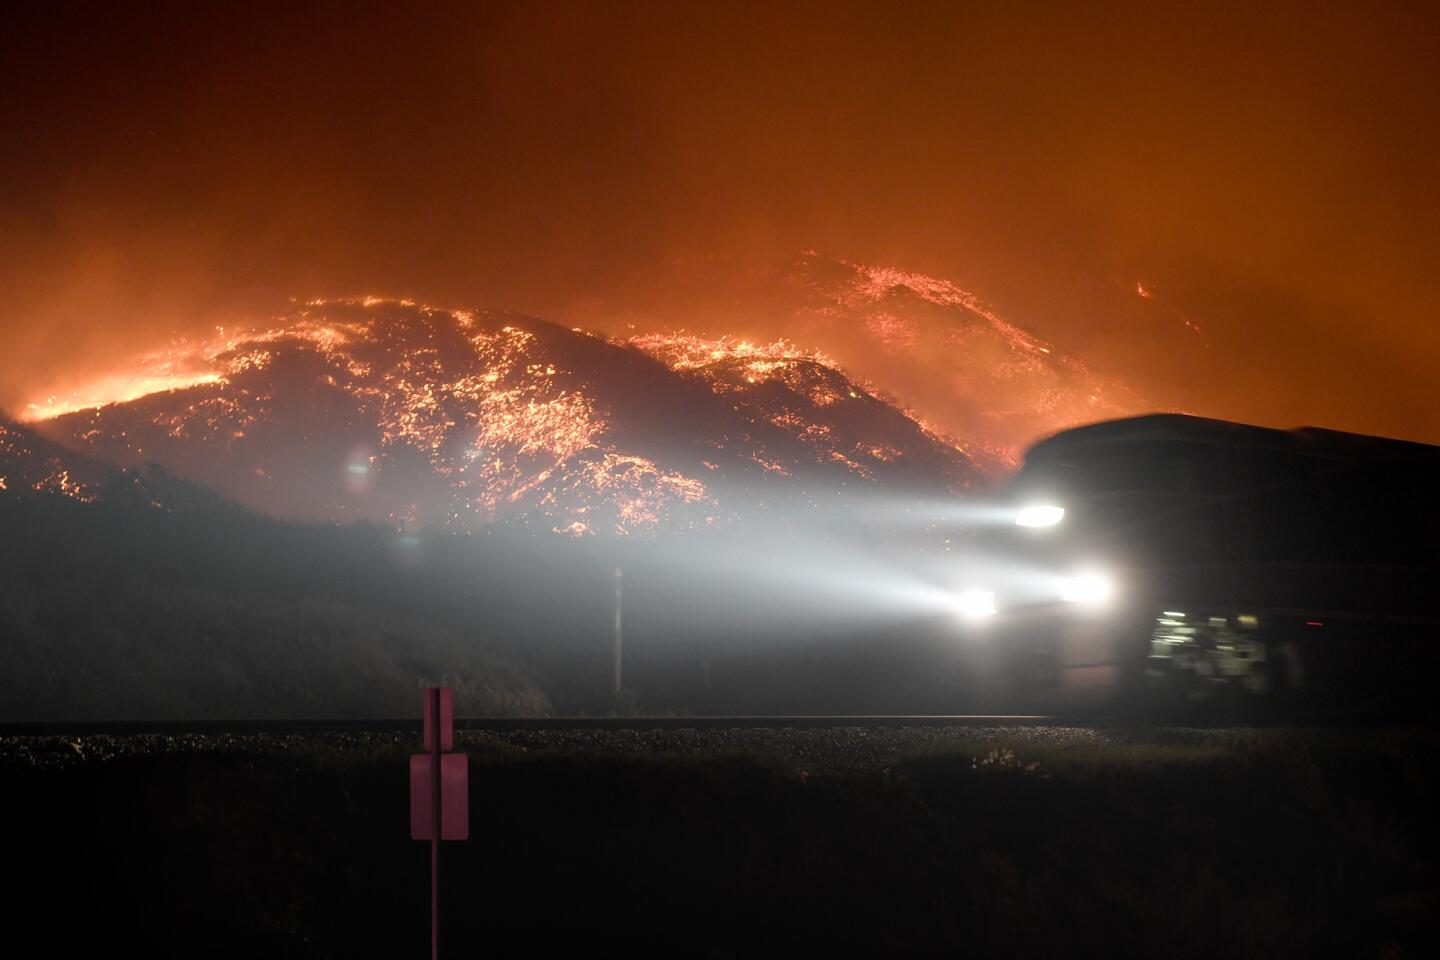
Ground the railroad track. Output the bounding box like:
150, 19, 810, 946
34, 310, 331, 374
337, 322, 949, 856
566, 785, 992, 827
0, 714, 1061, 737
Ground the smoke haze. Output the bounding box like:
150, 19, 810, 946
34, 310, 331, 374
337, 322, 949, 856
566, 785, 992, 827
5, 1, 1440, 444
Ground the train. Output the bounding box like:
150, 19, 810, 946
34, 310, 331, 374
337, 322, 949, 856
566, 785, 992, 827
969, 414, 1440, 714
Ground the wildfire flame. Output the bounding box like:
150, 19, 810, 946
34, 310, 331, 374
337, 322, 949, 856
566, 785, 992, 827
628, 333, 836, 373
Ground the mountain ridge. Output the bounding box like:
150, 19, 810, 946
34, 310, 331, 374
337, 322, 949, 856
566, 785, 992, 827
25, 299, 981, 534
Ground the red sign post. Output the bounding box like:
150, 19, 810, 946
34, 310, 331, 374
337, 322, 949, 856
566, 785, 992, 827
411, 688, 467, 959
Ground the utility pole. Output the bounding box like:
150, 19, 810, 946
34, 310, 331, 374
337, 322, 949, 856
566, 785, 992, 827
612, 566, 623, 695
430, 688, 442, 960
410, 688, 467, 960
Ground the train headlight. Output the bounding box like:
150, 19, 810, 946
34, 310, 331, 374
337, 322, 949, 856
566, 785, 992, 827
955, 589, 998, 619
1060, 571, 1112, 605
1015, 504, 1065, 528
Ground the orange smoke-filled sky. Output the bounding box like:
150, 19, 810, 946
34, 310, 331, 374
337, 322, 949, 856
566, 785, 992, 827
3, 1, 1439, 444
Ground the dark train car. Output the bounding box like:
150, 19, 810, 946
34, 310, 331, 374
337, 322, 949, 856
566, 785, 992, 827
984, 414, 1440, 713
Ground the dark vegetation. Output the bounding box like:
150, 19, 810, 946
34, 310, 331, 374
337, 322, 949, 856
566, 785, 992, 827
4, 727, 1436, 958
0, 477, 555, 719
0, 473, 983, 720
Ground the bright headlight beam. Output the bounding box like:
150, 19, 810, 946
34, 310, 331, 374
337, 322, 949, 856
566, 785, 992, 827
955, 589, 997, 619
1060, 572, 1112, 604
1015, 504, 1065, 527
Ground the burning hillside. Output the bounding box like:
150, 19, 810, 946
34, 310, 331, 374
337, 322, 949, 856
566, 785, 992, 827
588, 253, 1151, 462
0, 416, 111, 502
23, 299, 980, 534
793, 255, 1151, 459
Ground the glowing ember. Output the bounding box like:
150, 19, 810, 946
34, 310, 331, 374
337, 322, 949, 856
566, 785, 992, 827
0, 421, 102, 503
630, 330, 979, 488
629, 333, 836, 373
